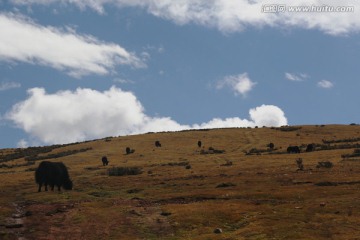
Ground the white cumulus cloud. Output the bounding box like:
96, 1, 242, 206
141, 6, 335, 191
10, 0, 360, 35
217, 73, 256, 97
249, 105, 287, 127
6, 86, 190, 144
6, 86, 288, 145
317, 80, 334, 88
0, 13, 145, 78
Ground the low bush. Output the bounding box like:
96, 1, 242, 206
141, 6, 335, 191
0, 161, 35, 169
0, 142, 87, 163
272, 126, 302, 132
25, 148, 92, 161
341, 149, 360, 158
162, 161, 189, 167
316, 161, 333, 168
216, 182, 236, 188
108, 167, 143, 176
296, 158, 304, 171
322, 137, 360, 144
200, 147, 225, 155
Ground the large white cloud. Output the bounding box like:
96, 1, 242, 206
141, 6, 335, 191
6, 86, 288, 145
249, 104, 287, 127
0, 13, 145, 78
10, 0, 360, 35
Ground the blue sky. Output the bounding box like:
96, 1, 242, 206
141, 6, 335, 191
0, 0, 359, 148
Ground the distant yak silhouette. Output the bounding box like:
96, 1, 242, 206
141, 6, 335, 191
155, 141, 161, 147
126, 147, 135, 154
287, 146, 300, 154
102, 156, 109, 166
306, 144, 315, 152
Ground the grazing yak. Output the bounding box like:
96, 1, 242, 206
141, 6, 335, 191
155, 140, 161, 147
287, 146, 301, 154
102, 156, 109, 166
267, 142, 275, 150
306, 144, 315, 152
126, 147, 131, 155
35, 161, 73, 192
125, 147, 135, 155
198, 140, 202, 148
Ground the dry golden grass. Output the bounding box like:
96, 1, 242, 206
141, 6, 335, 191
0, 125, 360, 239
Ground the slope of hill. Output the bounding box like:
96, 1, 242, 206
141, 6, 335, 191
0, 125, 360, 239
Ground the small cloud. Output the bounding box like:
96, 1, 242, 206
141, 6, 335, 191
285, 72, 308, 82
217, 73, 256, 97
17, 139, 29, 148
158, 46, 165, 53
141, 51, 151, 61
0, 81, 21, 91
317, 80, 334, 89
113, 78, 135, 84
143, 45, 164, 54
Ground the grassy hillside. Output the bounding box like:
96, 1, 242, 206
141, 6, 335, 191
0, 125, 360, 239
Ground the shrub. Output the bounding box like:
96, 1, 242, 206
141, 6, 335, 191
108, 167, 143, 176
25, 148, 92, 161
221, 160, 233, 166
162, 161, 189, 167
0, 161, 35, 169
246, 148, 272, 155
272, 126, 302, 132
216, 182, 236, 188
0, 143, 90, 163
316, 161, 333, 168
315, 182, 338, 186
341, 149, 360, 158
322, 138, 360, 144
200, 147, 225, 155
296, 158, 304, 171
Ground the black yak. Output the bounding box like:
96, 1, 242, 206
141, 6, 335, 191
126, 147, 131, 154
125, 147, 135, 155
35, 161, 73, 192
267, 142, 275, 150
155, 141, 161, 147
198, 140, 202, 148
287, 146, 300, 153
306, 144, 315, 152
102, 156, 109, 166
